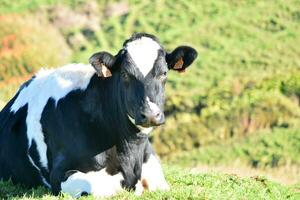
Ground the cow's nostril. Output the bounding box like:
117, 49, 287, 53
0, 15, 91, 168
140, 113, 146, 120
155, 112, 161, 118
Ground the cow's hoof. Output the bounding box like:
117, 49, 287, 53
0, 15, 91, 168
134, 180, 144, 196
81, 191, 89, 196
141, 178, 170, 191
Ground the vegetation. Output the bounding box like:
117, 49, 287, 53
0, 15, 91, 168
0, 14, 71, 80
171, 128, 300, 168
0, 0, 299, 155
1, 166, 299, 200
0, 13, 71, 100
0, 0, 299, 199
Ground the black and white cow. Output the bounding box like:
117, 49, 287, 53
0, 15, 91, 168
0, 33, 197, 197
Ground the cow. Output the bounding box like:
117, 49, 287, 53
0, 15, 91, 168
0, 33, 197, 197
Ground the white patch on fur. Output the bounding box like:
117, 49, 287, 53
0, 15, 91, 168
125, 36, 161, 77
127, 115, 153, 134
146, 97, 160, 114
134, 180, 144, 196
28, 155, 51, 188
61, 169, 124, 198
141, 154, 169, 191
139, 126, 153, 134
10, 64, 96, 169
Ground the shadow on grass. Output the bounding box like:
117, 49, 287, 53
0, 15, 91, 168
0, 180, 51, 199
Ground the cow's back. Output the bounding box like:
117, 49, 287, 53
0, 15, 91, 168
0, 64, 97, 188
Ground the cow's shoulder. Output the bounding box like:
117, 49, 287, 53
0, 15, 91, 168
11, 63, 96, 113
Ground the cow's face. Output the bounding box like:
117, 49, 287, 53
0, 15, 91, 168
89, 33, 197, 128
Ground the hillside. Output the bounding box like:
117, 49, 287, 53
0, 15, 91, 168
170, 128, 300, 185
0, 0, 299, 156
0, 0, 299, 199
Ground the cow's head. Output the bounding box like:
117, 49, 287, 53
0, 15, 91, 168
89, 33, 197, 129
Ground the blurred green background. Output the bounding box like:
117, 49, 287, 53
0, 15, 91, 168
0, 0, 299, 185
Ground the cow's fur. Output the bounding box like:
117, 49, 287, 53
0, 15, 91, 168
0, 33, 197, 197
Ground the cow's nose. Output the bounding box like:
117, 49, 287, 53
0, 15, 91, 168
140, 110, 165, 126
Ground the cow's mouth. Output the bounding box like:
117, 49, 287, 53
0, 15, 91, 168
127, 114, 148, 127
127, 114, 154, 134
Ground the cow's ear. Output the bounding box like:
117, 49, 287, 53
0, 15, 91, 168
89, 51, 116, 78
166, 46, 198, 73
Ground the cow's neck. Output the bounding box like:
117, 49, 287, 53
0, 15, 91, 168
88, 73, 139, 141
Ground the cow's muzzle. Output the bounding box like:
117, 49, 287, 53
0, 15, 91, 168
137, 109, 165, 127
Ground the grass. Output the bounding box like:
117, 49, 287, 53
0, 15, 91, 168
0, 1, 300, 199
165, 128, 300, 185
171, 128, 300, 168
1, 166, 299, 200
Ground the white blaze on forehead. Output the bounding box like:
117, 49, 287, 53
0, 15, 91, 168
125, 36, 161, 77
10, 63, 96, 169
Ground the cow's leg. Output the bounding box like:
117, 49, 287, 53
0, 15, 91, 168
61, 169, 124, 198
116, 137, 148, 192
106, 145, 144, 196
49, 153, 70, 195
118, 163, 145, 196
141, 143, 169, 191
118, 154, 140, 191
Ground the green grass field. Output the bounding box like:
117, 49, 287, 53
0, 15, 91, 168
0, 0, 299, 199
1, 167, 299, 200
172, 128, 300, 168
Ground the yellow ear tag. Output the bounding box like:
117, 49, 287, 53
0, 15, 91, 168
173, 57, 184, 70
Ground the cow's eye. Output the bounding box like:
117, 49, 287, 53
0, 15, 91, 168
121, 71, 130, 82
158, 72, 167, 82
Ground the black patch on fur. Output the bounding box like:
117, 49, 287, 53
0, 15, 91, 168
0, 104, 45, 187
29, 140, 50, 183
89, 51, 116, 72
63, 170, 79, 182
166, 46, 198, 70
19, 76, 35, 91
122, 33, 161, 47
